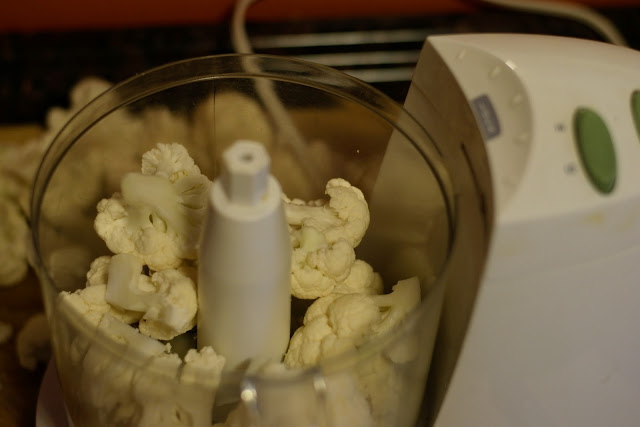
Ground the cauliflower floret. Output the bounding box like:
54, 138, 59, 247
16, 313, 50, 371
140, 141, 201, 182
332, 259, 383, 296
290, 227, 356, 299
357, 355, 404, 426
132, 352, 186, 427
69, 77, 113, 112
104, 253, 156, 312
79, 313, 169, 425
132, 346, 225, 427
0, 197, 29, 286
39, 78, 115, 225
137, 267, 198, 341
0, 137, 48, 214
46, 245, 94, 291
59, 284, 143, 327
0, 78, 113, 286
86, 253, 198, 341
0, 141, 39, 285
285, 178, 369, 247
369, 276, 421, 336
94, 143, 211, 271
215, 362, 373, 427
181, 346, 226, 387
140, 107, 191, 152
284, 294, 380, 369
284, 277, 420, 368
95, 194, 183, 270
39, 77, 112, 146
325, 372, 375, 427
285, 179, 374, 299
286, 278, 421, 426
86, 255, 112, 287
190, 91, 277, 182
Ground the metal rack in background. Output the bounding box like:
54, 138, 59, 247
1, 7, 639, 124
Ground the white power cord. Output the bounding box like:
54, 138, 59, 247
477, 0, 627, 46
233, 0, 627, 48
230, 0, 258, 54
231, 0, 322, 195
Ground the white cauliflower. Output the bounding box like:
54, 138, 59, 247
357, 355, 404, 426
0, 197, 30, 286
369, 277, 421, 336
94, 143, 212, 271
289, 227, 356, 299
36, 78, 115, 227
177, 347, 226, 426
332, 259, 383, 296
47, 245, 94, 291
0, 77, 114, 287
181, 346, 226, 387
189, 91, 278, 186
0, 137, 48, 214
137, 267, 198, 341
84, 254, 199, 341
325, 371, 375, 427
16, 313, 50, 371
132, 346, 225, 427
79, 314, 169, 425
191, 91, 274, 158
39, 77, 112, 147
285, 178, 370, 247
104, 254, 155, 312
0, 133, 51, 287
68, 77, 113, 114
59, 283, 143, 327
74, 314, 223, 427
86, 255, 112, 287
285, 179, 373, 299
284, 277, 420, 369
286, 278, 421, 426
284, 294, 378, 369
140, 107, 192, 150
131, 352, 187, 427
215, 362, 373, 427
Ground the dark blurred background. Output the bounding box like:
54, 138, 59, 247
1, 0, 640, 123
3, 0, 640, 126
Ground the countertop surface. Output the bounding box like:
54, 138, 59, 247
1, 5, 640, 426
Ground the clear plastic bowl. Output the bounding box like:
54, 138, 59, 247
31, 54, 454, 426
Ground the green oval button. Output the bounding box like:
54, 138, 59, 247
573, 108, 617, 194
632, 90, 640, 139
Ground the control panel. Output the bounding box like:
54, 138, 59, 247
417, 33, 640, 427
427, 34, 640, 277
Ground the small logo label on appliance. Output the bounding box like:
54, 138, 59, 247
471, 94, 501, 140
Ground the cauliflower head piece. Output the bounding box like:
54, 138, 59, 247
285, 178, 369, 247
94, 143, 212, 271
0, 197, 30, 286
286, 179, 377, 299
86, 254, 199, 341
284, 277, 420, 368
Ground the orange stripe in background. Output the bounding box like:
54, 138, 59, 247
1, 0, 639, 32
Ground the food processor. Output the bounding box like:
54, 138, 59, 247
408, 33, 640, 427
31, 53, 489, 426
31, 29, 640, 426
